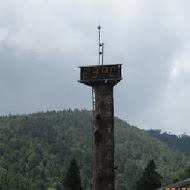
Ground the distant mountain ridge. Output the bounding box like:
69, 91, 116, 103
0, 109, 189, 190
147, 129, 190, 156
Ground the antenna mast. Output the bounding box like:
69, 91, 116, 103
97, 25, 104, 65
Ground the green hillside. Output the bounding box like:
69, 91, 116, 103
0, 109, 189, 190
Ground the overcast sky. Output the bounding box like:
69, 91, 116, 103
0, 0, 190, 135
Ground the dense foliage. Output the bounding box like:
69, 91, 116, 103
136, 159, 162, 190
148, 129, 190, 156
173, 166, 190, 183
0, 109, 189, 190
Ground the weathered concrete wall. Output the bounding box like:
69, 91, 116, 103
92, 83, 114, 190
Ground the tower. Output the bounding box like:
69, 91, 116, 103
79, 26, 122, 190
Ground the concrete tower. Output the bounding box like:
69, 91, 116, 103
79, 26, 122, 190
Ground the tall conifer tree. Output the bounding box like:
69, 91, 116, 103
64, 158, 83, 190
136, 159, 162, 190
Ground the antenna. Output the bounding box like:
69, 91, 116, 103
102, 43, 104, 65
97, 25, 104, 65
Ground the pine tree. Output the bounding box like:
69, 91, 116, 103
64, 158, 83, 190
136, 159, 162, 190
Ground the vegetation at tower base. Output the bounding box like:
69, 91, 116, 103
64, 158, 83, 190
136, 159, 162, 190
0, 109, 189, 190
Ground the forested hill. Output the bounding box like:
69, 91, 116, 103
148, 129, 190, 156
0, 109, 190, 190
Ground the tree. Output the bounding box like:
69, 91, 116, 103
64, 158, 83, 190
136, 159, 162, 190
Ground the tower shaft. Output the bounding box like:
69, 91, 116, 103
92, 83, 114, 190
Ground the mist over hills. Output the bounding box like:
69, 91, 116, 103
0, 109, 189, 190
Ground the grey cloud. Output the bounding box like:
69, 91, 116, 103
0, 1, 190, 135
